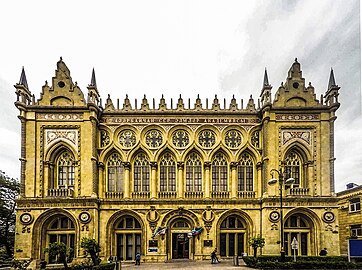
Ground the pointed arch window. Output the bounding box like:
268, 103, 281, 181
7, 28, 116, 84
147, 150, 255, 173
237, 152, 254, 191
285, 150, 302, 187
212, 152, 228, 192
57, 151, 75, 188
107, 153, 124, 192
159, 152, 176, 192
133, 153, 150, 192
185, 152, 202, 192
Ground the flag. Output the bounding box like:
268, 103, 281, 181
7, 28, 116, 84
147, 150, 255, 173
187, 227, 203, 238
152, 227, 167, 238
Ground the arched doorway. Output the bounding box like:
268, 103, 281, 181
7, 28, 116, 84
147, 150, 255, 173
44, 215, 75, 263
115, 215, 142, 261
170, 218, 192, 259
284, 213, 314, 256
219, 215, 246, 257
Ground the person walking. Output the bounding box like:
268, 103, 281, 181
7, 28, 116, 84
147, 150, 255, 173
135, 252, 141, 265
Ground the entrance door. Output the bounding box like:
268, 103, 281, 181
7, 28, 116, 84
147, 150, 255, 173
172, 233, 189, 259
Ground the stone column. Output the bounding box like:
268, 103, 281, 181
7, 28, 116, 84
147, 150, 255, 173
177, 162, 184, 198
204, 162, 211, 198
98, 162, 105, 197
124, 162, 131, 198
230, 162, 238, 199
150, 162, 158, 199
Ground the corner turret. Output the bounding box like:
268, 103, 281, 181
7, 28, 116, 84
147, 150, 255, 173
260, 68, 272, 108
14, 67, 32, 107
324, 68, 340, 107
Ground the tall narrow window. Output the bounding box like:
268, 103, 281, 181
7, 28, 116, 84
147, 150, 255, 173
185, 152, 202, 192
212, 153, 228, 192
159, 152, 176, 192
133, 153, 150, 192
57, 151, 75, 188
237, 152, 254, 191
107, 153, 124, 192
285, 151, 302, 186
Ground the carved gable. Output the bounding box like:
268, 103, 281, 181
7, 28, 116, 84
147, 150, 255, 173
38, 58, 86, 106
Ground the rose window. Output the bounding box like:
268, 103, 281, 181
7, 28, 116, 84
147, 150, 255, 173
119, 130, 137, 148
225, 130, 242, 148
172, 130, 190, 148
145, 130, 163, 148
198, 130, 216, 148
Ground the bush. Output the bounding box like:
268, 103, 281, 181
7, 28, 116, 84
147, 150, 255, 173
43, 263, 115, 270
242, 256, 361, 269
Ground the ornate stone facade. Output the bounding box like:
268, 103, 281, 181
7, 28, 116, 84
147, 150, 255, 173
14, 58, 341, 266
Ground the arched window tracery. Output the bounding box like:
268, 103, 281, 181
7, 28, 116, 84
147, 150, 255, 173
284, 150, 303, 187
56, 151, 75, 189
133, 152, 150, 192
237, 152, 254, 191
159, 152, 176, 192
185, 152, 202, 192
107, 153, 124, 192
212, 152, 228, 192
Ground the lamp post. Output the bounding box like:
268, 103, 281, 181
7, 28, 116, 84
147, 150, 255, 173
268, 168, 294, 262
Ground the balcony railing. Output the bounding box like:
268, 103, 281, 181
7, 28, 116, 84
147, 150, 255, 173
237, 191, 256, 199
47, 188, 74, 198
132, 191, 150, 199
211, 191, 230, 199
105, 192, 124, 199
184, 191, 204, 199
287, 187, 310, 196
158, 191, 177, 199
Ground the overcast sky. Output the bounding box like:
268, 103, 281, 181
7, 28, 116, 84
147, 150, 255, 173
0, 0, 360, 192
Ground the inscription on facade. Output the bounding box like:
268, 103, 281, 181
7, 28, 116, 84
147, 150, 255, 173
100, 117, 260, 124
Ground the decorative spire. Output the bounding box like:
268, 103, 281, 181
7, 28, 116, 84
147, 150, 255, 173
159, 94, 167, 110
195, 94, 202, 110
212, 95, 220, 110
123, 94, 132, 110
90, 68, 97, 88
19, 67, 29, 89
263, 68, 270, 86
105, 94, 115, 111
246, 95, 256, 111
141, 94, 149, 110
177, 94, 184, 110
328, 68, 337, 89
229, 94, 238, 110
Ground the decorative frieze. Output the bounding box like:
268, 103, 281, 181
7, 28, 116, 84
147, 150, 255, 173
282, 130, 311, 145
45, 129, 78, 149
276, 114, 319, 121
37, 113, 83, 121
100, 117, 260, 124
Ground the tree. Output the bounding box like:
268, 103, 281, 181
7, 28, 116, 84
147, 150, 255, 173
0, 170, 19, 258
44, 242, 72, 269
249, 235, 265, 258
80, 237, 101, 266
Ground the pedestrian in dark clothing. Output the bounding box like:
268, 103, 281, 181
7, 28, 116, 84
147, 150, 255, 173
211, 248, 219, 264
319, 248, 328, 256
39, 259, 47, 269
135, 252, 141, 265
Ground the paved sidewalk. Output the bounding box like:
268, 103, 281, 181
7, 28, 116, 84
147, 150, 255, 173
119, 259, 255, 269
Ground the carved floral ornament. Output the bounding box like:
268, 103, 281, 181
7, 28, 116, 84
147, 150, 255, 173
100, 130, 110, 147
145, 129, 163, 148
119, 129, 137, 148
282, 130, 311, 145
45, 129, 78, 149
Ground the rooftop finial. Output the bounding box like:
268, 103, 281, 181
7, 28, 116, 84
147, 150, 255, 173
328, 68, 337, 89
19, 66, 29, 89
60, 56, 63, 61
263, 68, 270, 86
90, 68, 97, 88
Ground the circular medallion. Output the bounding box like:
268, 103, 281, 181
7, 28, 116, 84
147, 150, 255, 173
323, 211, 335, 223
119, 130, 137, 148
269, 211, 280, 222
79, 212, 91, 224
225, 130, 242, 148
172, 130, 190, 148
145, 130, 163, 148
20, 213, 33, 225
198, 130, 216, 148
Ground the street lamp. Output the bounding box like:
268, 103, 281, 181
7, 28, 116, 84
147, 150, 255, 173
268, 168, 294, 262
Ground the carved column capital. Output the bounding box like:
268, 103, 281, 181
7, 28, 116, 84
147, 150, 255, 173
177, 161, 184, 169
123, 162, 131, 169
204, 162, 211, 169
230, 162, 238, 169
150, 162, 158, 169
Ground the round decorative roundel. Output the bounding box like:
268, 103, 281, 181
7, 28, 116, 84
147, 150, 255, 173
119, 130, 137, 148
79, 212, 91, 224
323, 211, 335, 223
269, 211, 280, 222
145, 130, 163, 148
172, 130, 190, 148
198, 130, 216, 148
20, 213, 33, 225
225, 130, 242, 148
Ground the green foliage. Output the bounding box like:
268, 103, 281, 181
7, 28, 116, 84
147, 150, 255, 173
242, 256, 361, 269
44, 242, 73, 269
11, 259, 32, 270
249, 235, 265, 257
46, 263, 115, 270
80, 237, 101, 266
0, 170, 20, 258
